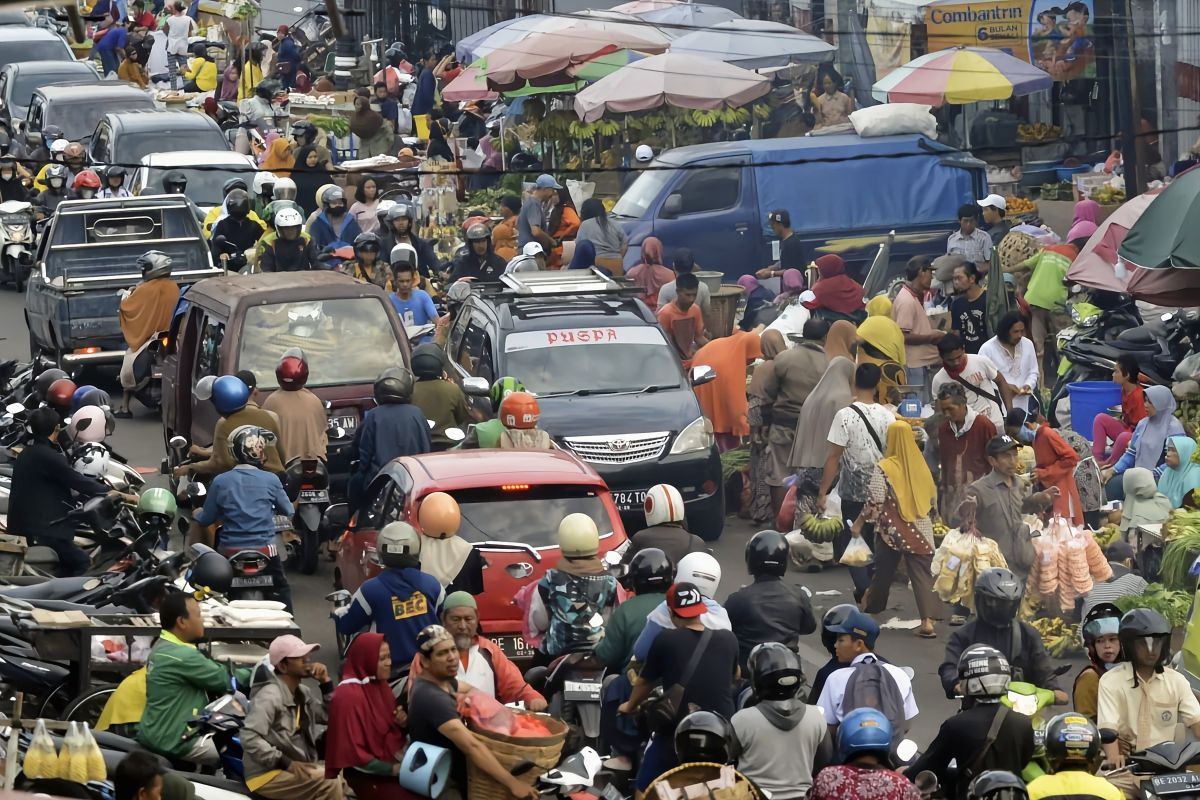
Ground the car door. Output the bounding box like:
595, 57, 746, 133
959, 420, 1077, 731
449, 308, 496, 417
188, 310, 225, 446
344, 469, 411, 590
655, 157, 762, 276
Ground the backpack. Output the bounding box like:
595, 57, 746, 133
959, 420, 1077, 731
840, 655, 906, 737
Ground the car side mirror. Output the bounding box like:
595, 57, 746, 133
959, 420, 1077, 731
690, 365, 716, 386
322, 503, 350, 533
462, 376, 490, 397
661, 193, 682, 219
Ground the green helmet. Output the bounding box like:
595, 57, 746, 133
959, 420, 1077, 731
490, 376, 525, 412
138, 487, 177, 521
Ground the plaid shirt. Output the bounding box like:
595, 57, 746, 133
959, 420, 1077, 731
947, 228, 994, 265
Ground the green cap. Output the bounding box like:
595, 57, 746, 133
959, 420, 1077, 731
442, 591, 477, 613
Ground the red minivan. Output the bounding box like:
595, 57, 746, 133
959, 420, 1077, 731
334, 450, 628, 659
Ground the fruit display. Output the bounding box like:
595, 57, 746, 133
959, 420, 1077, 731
1090, 184, 1126, 205
800, 514, 843, 543
1030, 616, 1081, 658
1005, 196, 1037, 215
1094, 524, 1120, 548
1017, 122, 1063, 143
932, 517, 950, 544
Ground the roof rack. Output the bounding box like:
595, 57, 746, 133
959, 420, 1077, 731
498, 267, 625, 296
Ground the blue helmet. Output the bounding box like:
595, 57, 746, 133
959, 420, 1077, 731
71, 384, 97, 411
837, 708, 892, 764
211, 375, 250, 416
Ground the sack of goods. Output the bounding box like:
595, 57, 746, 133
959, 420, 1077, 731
1026, 516, 1112, 614
931, 529, 1008, 609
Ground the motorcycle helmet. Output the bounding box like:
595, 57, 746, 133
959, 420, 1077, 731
193, 375, 216, 402
837, 707, 892, 764
1082, 602, 1122, 646
374, 366, 414, 404
674, 711, 737, 765
557, 513, 599, 559
375, 199, 396, 227
974, 568, 1023, 628
161, 170, 187, 194
411, 350, 443, 381
0, 157, 15, 181
41, 124, 63, 146
225, 188, 251, 219
387, 202, 415, 224
746, 529, 788, 578
48, 138, 69, 162
499, 392, 539, 430
62, 142, 85, 168
190, 41, 208, 59
67, 405, 107, 444
137, 486, 177, 527
1044, 713, 1103, 774
71, 384, 97, 411
319, 186, 346, 214
291, 119, 317, 144
643, 483, 685, 527
271, 177, 297, 201
72, 441, 111, 478
968, 771, 1028, 800
45, 163, 69, 190
274, 206, 304, 235
417, 492, 461, 539
46, 377, 77, 411
73, 169, 100, 194
255, 79, 283, 102
221, 176, 247, 195
821, 603, 859, 655
624, 547, 673, 595
138, 250, 173, 280
747, 641, 803, 701
211, 375, 250, 415
229, 424, 276, 467
185, 544, 234, 596
353, 231, 381, 256
465, 223, 489, 243
252, 171, 275, 198
1118, 607, 1172, 674
377, 520, 421, 568
488, 376, 524, 412
75, 386, 112, 411
275, 348, 308, 391
104, 164, 126, 185
957, 644, 1010, 701
676, 552, 721, 598
390, 242, 418, 270
33, 368, 68, 401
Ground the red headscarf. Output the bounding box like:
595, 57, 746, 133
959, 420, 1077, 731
804, 254, 865, 316
325, 633, 405, 777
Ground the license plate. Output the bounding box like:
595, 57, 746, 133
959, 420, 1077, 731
563, 679, 602, 701
1151, 774, 1200, 795
490, 634, 534, 660
299, 489, 329, 502
231, 575, 273, 587
612, 489, 647, 512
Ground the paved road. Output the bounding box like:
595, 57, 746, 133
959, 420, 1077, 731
0, 286, 1080, 745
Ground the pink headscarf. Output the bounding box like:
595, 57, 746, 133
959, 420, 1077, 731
1072, 198, 1101, 226
1067, 219, 1098, 243
626, 237, 673, 306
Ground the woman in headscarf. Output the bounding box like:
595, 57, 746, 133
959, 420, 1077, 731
325, 633, 407, 799
291, 145, 330, 218
1158, 435, 1200, 508
576, 197, 627, 274
773, 268, 805, 307
745, 330, 787, 523
823, 320, 857, 363
865, 294, 892, 318
546, 187, 579, 269
217, 60, 239, 101
1120, 467, 1172, 551
626, 237, 674, 308
260, 136, 295, 177
1068, 198, 1101, 246
1104, 384, 1185, 500
803, 254, 865, 323
567, 239, 598, 272
737, 274, 776, 331
692, 329, 764, 451
855, 421, 943, 638
856, 315, 906, 406
351, 94, 393, 159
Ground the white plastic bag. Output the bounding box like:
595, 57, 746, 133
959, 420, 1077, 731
840, 536, 873, 567
850, 103, 937, 139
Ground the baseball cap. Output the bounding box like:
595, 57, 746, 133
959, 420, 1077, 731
268, 634, 320, 667
767, 209, 790, 226
522, 241, 545, 256
534, 173, 562, 190
667, 581, 706, 618
635, 144, 654, 162
977, 193, 1007, 211
987, 434, 1019, 457
826, 608, 879, 648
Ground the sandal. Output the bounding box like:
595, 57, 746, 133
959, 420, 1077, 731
114, 409, 133, 419
916, 625, 937, 639
949, 614, 966, 626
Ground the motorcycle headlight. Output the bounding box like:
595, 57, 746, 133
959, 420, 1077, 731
669, 416, 714, 456
1069, 304, 1081, 323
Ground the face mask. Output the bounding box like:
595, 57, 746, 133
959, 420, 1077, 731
0, 170, 12, 181
1016, 425, 1036, 444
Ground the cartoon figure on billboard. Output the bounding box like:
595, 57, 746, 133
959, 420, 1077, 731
1031, 0, 1095, 80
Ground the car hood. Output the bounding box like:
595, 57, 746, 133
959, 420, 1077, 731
536, 388, 700, 436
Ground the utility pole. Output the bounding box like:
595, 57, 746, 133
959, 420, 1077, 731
1119, 0, 1143, 197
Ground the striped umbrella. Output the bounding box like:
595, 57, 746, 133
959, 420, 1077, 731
871, 46, 1052, 106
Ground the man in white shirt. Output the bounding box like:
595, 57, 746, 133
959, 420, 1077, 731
931, 333, 1014, 430
816, 609, 918, 736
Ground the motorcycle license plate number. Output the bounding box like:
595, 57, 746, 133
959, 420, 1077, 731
231, 575, 273, 587
299, 489, 329, 502
1151, 775, 1200, 795
563, 680, 602, 701
613, 489, 647, 512
491, 634, 534, 660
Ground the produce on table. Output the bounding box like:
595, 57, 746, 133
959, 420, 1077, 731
1094, 524, 1120, 548
1114, 583, 1192, 628
1158, 508, 1200, 589
1090, 185, 1126, 205
306, 114, 349, 139
1004, 197, 1037, 215
1029, 616, 1081, 658
932, 517, 950, 544
1016, 122, 1062, 143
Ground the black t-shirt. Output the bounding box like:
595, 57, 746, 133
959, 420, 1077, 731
949, 291, 988, 353
779, 234, 806, 271
408, 676, 465, 784
908, 704, 1034, 800
640, 627, 738, 724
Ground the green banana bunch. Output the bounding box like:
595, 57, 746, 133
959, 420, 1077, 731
801, 514, 843, 543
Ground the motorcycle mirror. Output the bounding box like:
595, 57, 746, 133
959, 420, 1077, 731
444, 427, 465, 442
168, 435, 187, 449
5, 403, 22, 415
1099, 728, 1119, 744
895, 739, 919, 763
1162, 313, 1175, 322
186, 481, 206, 498
601, 550, 622, 569
322, 503, 350, 533
914, 771, 938, 794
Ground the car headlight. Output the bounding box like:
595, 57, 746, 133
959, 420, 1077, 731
670, 416, 713, 455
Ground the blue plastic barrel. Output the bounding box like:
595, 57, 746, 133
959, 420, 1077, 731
1067, 381, 1122, 438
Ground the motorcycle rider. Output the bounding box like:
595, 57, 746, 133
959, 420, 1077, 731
733, 643, 832, 800
334, 521, 442, 670
448, 223, 505, 282
308, 186, 361, 252
968, 771, 1029, 800
31, 138, 69, 193
62, 141, 87, 181
909, 645, 1035, 799
290, 120, 331, 168
260, 207, 320, 272
1026, 714, 1121, 800
811, 708, 921, 800
251, 171, 276, 218
161, 170, 188, 195
341, 231, 390, 289
379, 202, 439, 278
0, 156, 28, 202
202, 178, 255, 236
69, 169, 102, 200
99, 165, 131, 199
725, 529, 816, 670
496, 391, 553, 449
939, 568, 1066, 704
209, 188, 267, 266
34, 164, 70, 216
180, 374, 284, 478
622, 483, 707, 566
527, 514, 619, 666
349, 367, 430, 508
242, 79, 288, 135
1073, 602, 1122, 720
457, 376, 523, 448
115, 250, 180, 418
261, 177, 299, 226
410, 344, 472, 449
262, 349, 327, 463
415, 491, 483, 592
630, 552, 730, 663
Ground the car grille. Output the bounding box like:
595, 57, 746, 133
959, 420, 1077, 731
562, 432, 670, 465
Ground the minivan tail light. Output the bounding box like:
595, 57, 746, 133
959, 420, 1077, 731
501, 484, 530, 491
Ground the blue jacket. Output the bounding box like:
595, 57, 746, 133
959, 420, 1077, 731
277, 35, 302, 66
411, 67, 435, 116
194, 465, 293, 550
356, 403, 432, 483
309, 211, 361, 253
336, 567, 444, 666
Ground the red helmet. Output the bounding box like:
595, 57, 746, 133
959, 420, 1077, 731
275, 348, 309, 390
46, 378, 78, 410
499, 392, 539, 430
73, 169, 101, 190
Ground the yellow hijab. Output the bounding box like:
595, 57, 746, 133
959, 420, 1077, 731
878, 421, 937, 523
866, 294, 893, 318
857, 315, 906, 365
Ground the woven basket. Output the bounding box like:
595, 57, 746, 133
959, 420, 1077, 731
645, 763, 761, 800
465, 713, 567, 800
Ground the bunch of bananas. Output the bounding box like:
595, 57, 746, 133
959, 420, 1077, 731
1094, 524, 1120, 548
1017, 122, 1062, 143
1092, 185, 1125, 205
800, 514, 843, 543
1030, 617, 1080, 658
932, 518, 950, 542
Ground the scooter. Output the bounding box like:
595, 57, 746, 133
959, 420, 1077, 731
283, 449, 335, 576
1101, 727, 1200, 800
0, 199, 34, 291
525, 647, 605, 755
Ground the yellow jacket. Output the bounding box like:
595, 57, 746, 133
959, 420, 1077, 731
185, 58, 218, 92
202, 206, 266, 238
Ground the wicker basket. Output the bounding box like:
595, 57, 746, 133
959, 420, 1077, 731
645, 763, 761, 800
465, 713, 567, 800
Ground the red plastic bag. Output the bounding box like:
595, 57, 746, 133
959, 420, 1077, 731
775, 484, 797, 533
461, 689, 515, 734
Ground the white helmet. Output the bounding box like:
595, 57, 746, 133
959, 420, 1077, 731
49, 138, 69, 158
677, 552, 721, 598
377, 521, 421, 567
193, 375, 216, 402
272, 177, 297, 201
557, 513, 599, 558
68, 406, 107, 444
251, 171, 275, 195
73, 442, 111, 478
274, 207, 304, 229
644, 483, 685, 527
390, 242, 418, 269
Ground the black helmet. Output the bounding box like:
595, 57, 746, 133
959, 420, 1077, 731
1118, 607, 1171, 673
745, 529, 788, 578
974, 568, 1023, 628
624, 547, 673, 595
162, 170, 187, 193
189, 41, 208, 59
411, 350, 443, 380
225, 188, 250, 219
354, 231, 382, 255
105, 164, 127, 180
374, 367, 414, 404
229, 424, 276, 467
255, 79, 283, 101
1044, 713, 1103, 774
41, 124, 63, 143
957, 644, 1010, 701
34, 367, 69, 401
387, 202, 415, 223
223, 177, 249, 196
137, 250, 173, 280
674, 711, 737, 765
465, 223, 489, 242
1081, 602, 1122, 646
291, 119, 317, 143
968, 771, 1028, 800
385, 43, 405, 65
821, 604, 858, 655
747, 642, 803, 701
184, 544, 233, 596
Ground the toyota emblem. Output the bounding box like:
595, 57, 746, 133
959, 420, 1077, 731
610, 439, 630, 452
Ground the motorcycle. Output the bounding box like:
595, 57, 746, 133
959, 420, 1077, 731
1101, 730, 1200, 800
0, 199, 34, 291
525, 647, 605, 755
1000, 679, 1063, 781
283, 456, 331, 575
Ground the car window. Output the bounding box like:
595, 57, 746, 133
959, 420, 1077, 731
196, 316, 225, 380
52, 97, 153, 142
13, 67, 96, 110
457, 317, 493, 380
359, 477, 392, 530
435, 485, 614, 548
671, 165, 740, 215
0, 40, 71, 65
238, 298, 403, 390
502, 325, 683, 394
26, 98, 42, 131
612, 164, 677, 220
90, 123, 110, 162
116, 127, 228, 165
142, 164, 251, 208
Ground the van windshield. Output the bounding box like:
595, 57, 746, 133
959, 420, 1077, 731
502, 326, 682, 395
13, 67, 96, 110
435, 485, 614, 547
239, 298, 403, 390
117, 128, 228, 165
611, 164, 677, 219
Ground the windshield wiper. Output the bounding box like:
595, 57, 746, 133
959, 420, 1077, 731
536, 389, 595, 398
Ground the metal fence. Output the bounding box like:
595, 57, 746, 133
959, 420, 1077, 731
347, 0, 553, 56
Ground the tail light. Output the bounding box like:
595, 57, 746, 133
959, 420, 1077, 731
230, 551, 269, 575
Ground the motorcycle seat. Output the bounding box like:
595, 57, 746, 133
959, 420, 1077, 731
1115, 326, 1159, 347
23, 546, 58, 567
0, 575, 99, 599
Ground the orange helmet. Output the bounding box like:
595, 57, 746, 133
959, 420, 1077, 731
417, 491, 461, 539
73, 169, 101, 190
499, 392, 539, 430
